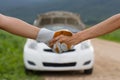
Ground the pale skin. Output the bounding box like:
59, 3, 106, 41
0, 14, 40, 39
50, 14, 120, 47
0, 14, 120, 48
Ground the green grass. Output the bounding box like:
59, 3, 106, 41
99, 29, 120, 43
0, 28, 119, 80
0, 30, 43, 80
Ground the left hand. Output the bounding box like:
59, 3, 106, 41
49, 30, 75, 53
49, 33, 80, 53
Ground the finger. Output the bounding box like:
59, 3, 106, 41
52, 42, 62, 53
51, 35, 62, 43
49, 39, 60, 48
49, 40, 55, 48
49, 37, 60, 48
52, 43, 57, 52
49, 35, 64, 47
56, 42, 62, 53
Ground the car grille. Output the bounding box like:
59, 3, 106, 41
43, 49, 75, 53
43, 62, 76, 67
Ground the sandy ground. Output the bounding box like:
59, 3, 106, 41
42, 39, 120, 80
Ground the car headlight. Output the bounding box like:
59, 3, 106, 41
81, 41, 90, 50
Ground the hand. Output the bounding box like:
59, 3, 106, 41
51, 30, 74, 53
50, 33, 80, 49
36, 28, 74, 53
51, 37, 74, 53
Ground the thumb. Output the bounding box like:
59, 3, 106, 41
49, 36, 62, 48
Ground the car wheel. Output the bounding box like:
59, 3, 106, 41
84, 67, 93, 75
24, 67, 33, 75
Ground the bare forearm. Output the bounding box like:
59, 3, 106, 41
77, 14, 120, 42
0, 14, 40, 39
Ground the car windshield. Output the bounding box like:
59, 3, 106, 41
44, 25, 80, 33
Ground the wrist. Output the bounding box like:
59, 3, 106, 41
75, 31, 88, 43
36, 28, 54, 43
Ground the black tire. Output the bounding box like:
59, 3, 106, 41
24, 67, 34, 75
84, 67, 93, 75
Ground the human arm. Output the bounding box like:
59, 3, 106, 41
50, 13, 120, 46
0, 14, 40, 39
0, 14, 73, 53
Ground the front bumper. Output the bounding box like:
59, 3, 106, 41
24, 44, 94, 71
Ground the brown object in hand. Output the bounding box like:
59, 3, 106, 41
53, 30, 73, 38
52, 30, 73, 53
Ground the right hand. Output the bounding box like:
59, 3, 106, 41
52, 30, 74, 53
49, 33, 80, 51
36, 28, 74, 53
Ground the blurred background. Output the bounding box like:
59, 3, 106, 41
1, 0, 120, 25
0, 0, 120, 80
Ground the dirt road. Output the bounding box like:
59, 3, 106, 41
43, 39, 120, 80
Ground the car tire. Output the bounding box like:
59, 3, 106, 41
24, 67, 34, 75
84, 67, 93, 75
